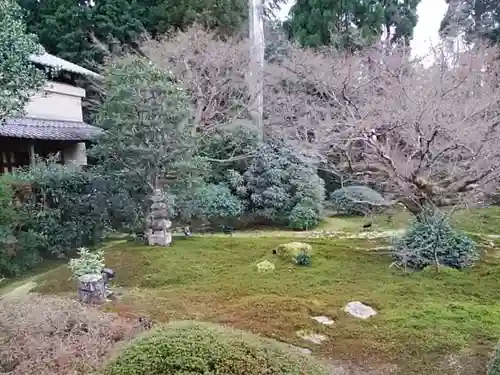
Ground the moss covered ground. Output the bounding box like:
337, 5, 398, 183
35, 228, 500, 375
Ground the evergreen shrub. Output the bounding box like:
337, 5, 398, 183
391, 209, 478, 270
101, 321, 329, 375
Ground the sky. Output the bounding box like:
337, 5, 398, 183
276, 0, 449, 59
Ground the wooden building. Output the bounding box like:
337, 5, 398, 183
0, 53, 102, 173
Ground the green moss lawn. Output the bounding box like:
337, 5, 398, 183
35, 228, 500, 375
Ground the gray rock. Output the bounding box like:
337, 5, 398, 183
344, 301, 377, 319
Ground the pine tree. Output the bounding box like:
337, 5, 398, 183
285, 0, 420, 50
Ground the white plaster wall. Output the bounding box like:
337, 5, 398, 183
25, 81, 85, 122
63, 142, 87, 166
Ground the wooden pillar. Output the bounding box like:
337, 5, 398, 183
28, 142, 35, 166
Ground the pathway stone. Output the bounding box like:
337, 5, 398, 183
289, 344, 312, 355
312, 315, 335, 325
296, 330, 328, 344
344, 301, 377, 319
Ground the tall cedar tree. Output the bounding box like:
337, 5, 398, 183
18, 0, 285, 68
19, 0, 145, 69
285, 0, 420, 50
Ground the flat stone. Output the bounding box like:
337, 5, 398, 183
312, 315, 335, 325
344, 301, 377, 319
294, 346, 312, 355
296, 330, 327, 344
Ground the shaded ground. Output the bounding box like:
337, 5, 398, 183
33, 234, 500, 375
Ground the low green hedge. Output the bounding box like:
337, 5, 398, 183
101, 321, 329, 375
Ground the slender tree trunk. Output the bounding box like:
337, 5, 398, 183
248, 0, 264, 141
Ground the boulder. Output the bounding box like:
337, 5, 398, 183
275, 242, 312, 260
344, 301, 377, 319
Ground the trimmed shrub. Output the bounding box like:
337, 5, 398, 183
181, 183, 243, 223
240, 140, 324, 229
294, 250, 312, 266
329, 185, 390, 216
287, 204, 321, 230
488, 344, 500, 375
101, 321, 329, 375
391, 210, 478, 270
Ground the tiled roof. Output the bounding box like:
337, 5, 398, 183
29, 53, 103, 79
0, 118, 103, 141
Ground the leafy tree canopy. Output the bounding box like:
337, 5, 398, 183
0, 0, 46, 118
285, 0, 420, 50
90, 55, 204, 193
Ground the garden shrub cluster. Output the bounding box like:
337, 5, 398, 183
100, 321, 329, 375
391, 209, 478, 270
0, 165, 146, 277
0, 294, 139, 375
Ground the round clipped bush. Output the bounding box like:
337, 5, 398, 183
391, 210, 478, 270
287, 204, 321, 230
330, 185, 390, 215
101, 321, 329, 375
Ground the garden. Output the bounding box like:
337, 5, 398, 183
4, 7, 500, 375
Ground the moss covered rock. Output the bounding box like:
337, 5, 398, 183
101, 321, 329, 375
276, 242, 313, 259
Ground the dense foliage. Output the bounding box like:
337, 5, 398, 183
101, 321, 329, 375
0, 164, 145, 277
18, 0, 145, 70
68, 247, 105, 278
18, 0, 282, 69
285, 0, 420, 49
181, 183, 243, 224
391, 210, 478, 271
92, 55, 202, 194
0, 178, 43, 277
0, 0, 46, 118
227, 140, 325, 228
330, 185, 390, 216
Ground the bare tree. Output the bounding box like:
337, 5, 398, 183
265, 43, 500, 215
142, 27, 251, 133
